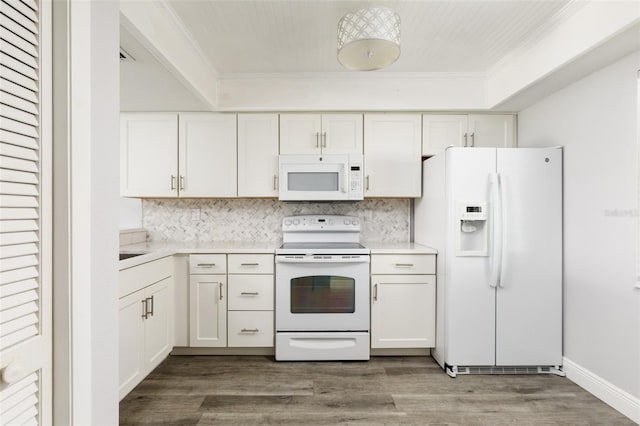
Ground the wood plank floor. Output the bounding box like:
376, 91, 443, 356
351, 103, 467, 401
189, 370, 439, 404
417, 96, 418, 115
120, 355, 634, 425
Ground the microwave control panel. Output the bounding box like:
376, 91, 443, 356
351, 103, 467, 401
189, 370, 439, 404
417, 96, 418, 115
348, 157, 364, 200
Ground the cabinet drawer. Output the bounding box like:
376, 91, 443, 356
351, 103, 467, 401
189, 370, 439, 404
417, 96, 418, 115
371, 254, 435, 275
228, 275, 274, 311
228, 254, 274, 274
228, 311, 274, 347
120, 256, 172, 298
190, 254, 226, 274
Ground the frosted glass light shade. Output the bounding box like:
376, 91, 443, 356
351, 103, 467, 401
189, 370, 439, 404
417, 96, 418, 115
337, 6, 401, 71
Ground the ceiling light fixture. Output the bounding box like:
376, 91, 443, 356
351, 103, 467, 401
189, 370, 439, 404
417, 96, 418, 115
337, 6, 401, 71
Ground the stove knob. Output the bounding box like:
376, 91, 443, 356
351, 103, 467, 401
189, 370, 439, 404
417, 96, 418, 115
284, 219, 292, 226
352, 219, 359, 226
343, 218, 351, 225
328, 219, 333, 225
293, 219, 300, 225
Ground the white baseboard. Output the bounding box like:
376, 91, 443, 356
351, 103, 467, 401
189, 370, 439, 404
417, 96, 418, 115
563, 357, 640, 424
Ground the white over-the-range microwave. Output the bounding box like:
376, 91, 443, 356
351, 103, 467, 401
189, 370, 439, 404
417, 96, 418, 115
278, 154, 364, 201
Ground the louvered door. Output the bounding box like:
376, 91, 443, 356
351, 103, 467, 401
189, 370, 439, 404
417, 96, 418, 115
0, 0, 51, 425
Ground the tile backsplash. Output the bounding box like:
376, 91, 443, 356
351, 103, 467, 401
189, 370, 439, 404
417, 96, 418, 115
142, 199, 410, 243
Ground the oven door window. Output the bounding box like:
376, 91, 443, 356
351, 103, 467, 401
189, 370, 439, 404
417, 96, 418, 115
290, 275, 355, 314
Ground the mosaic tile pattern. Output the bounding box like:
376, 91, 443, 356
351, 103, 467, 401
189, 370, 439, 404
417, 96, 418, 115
142, 199, 410, 243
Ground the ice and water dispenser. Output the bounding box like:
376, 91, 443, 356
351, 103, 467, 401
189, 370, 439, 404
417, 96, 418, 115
456, 202, 488, 256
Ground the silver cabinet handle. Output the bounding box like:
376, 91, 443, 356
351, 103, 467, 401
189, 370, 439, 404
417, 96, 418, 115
240, 328, 259, 333
170, 175, 176, 190
219, 282, 223, 300
394, 263, 415, 268
143, 296, 153, 319
322, 132, 327, 148
315, 132, 320, 148
196, 263, 216, 267
373, 283, 378, 301
365, 175, 370, 191
141, 299, 148, 319
470, 132, 475, 147
179, 175, 185, 190
240, 263, 259, 267
273, 174, 278, 191
463, 133, 468, 147
240, 291, 259, 296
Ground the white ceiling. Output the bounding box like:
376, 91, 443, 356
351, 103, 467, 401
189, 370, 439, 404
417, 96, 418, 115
164, 0, 582, 75
119, 1, 640, 111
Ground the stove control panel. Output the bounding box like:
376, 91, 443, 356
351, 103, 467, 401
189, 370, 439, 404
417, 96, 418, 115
282, 215, 361, 232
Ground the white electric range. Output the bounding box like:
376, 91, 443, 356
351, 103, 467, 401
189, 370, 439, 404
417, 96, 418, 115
275, 215, 371, 361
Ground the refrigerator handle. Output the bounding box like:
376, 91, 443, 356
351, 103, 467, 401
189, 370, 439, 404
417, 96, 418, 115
489, 173, 504, 288
498, 173, 508, 288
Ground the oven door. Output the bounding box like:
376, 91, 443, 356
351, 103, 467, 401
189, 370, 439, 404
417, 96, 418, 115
275, 255, 370, 331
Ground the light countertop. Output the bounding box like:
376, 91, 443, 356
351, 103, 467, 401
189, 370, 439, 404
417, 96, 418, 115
119, 240, 437, 270
119, 241, 280, 270
363, 242, 438, 255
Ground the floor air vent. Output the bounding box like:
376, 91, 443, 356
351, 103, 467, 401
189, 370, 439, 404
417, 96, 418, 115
453, 366, 565, 377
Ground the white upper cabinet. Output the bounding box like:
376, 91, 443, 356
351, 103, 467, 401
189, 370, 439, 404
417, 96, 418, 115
179, 113, 237, 197
121, 113, 178, 197
279, 113, 363, 155
364, 113, 422, 198
422, 114, 468, 157
320, 113, 363, 154
237, 114, 279, 197
467, 114, 515, 149
121, 113, 237, 198
422, 114, 516, 156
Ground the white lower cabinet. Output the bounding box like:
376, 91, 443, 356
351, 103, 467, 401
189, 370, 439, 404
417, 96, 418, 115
119, 257, 174, 400
188, 254, 274, 348
189, 274, 227, 347
228, 311, 274, 347
370, 254, 436, 349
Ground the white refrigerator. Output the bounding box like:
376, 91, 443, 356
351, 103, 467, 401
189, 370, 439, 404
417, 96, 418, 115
415, 147, 563, 377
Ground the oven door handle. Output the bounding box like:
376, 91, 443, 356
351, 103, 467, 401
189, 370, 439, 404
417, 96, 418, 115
276, 255, 370, 264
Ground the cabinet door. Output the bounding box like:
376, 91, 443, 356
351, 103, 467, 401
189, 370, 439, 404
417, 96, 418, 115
371, 275, 435, 348
178, 113, 237, 197
364, 114, 422, 197
320, 113, 363, 155
189, 274, 227, 347
279, 113, 321, 154
119, 290, 145, 400
422, 114, 468, 156
237, 114, 279, 197
120, 113, 178, 197
143, 277, 173, 375
467, 114, 515, 148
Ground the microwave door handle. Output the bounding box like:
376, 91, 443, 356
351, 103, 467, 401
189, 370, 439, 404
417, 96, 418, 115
342, 164, 348, 193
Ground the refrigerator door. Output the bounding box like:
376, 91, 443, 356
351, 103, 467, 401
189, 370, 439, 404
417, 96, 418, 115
445, 148, 497, 366
495, 148, 563, 366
